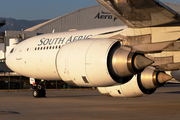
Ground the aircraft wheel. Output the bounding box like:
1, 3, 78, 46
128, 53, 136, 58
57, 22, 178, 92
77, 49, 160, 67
33, 89, 39, 97
40, 89, 46, 97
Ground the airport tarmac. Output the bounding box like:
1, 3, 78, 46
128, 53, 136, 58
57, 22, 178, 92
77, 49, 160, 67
1, 84, 180, 120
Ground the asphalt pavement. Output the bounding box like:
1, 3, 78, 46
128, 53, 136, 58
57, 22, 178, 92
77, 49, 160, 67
1, 84, 180, 120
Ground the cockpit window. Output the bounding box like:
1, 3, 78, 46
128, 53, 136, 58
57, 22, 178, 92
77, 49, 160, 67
10, 48, 14, 53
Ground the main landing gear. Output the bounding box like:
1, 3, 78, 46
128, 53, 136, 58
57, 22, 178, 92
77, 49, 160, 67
30, 78, 46, 98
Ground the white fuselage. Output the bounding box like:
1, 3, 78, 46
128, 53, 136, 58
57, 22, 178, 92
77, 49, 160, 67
6, 26, 126, 80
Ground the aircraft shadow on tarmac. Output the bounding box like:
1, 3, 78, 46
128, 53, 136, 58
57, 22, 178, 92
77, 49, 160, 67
163, 84, 180, 87
166, 91, 180, 94
0, 111, 20, 115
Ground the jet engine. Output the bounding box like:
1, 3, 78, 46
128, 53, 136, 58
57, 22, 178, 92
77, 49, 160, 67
56, 39, 153, 87
98, 66, 172, 98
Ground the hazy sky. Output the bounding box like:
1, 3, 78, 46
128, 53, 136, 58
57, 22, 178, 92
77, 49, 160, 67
0, 0, 180, 20
0, 0, 98, 20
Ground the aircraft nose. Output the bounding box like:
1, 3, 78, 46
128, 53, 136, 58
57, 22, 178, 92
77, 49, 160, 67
6, 53, 15, 71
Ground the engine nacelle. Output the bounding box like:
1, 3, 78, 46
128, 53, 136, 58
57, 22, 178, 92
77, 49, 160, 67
98, 66, 172, 98
56, 39, 153, 87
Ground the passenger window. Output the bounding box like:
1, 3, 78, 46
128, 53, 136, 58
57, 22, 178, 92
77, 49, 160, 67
27, 48, 29, 51
46, 46, 48, 49
10, 48, 14, 53
49, 46, 51, 49
38, 47, 40, 50
56, 46, 58, 49
59, 46, 61, 48
35, 47, 37, 50
44, 47, 46, 50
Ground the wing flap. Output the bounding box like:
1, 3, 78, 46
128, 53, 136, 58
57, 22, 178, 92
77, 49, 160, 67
132, 40, 176, 53
96, 0, 180, 28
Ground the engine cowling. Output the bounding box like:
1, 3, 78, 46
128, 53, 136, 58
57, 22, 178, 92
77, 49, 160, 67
98, 66, 172, 98
56, 39, 153, 87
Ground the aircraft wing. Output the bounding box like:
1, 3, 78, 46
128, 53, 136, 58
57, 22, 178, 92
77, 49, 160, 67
96, 0, 180, 28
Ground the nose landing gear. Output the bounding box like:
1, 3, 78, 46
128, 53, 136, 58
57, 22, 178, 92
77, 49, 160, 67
33, 88, 46, 97
30, 78, 46, 98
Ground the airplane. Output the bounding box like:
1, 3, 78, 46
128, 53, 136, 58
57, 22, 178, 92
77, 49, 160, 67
6, 0, 180, 98
0, 20, 5, 28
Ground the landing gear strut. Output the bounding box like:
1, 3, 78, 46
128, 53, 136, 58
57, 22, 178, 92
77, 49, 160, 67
30, 78, 46, 98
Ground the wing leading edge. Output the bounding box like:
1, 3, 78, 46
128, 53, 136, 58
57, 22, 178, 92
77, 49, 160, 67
96, 0, 180, 28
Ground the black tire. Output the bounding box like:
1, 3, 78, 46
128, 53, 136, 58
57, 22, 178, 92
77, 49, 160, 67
33, 89, 39, 97
40, 89, 46, 97
33, 89, 46, 97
